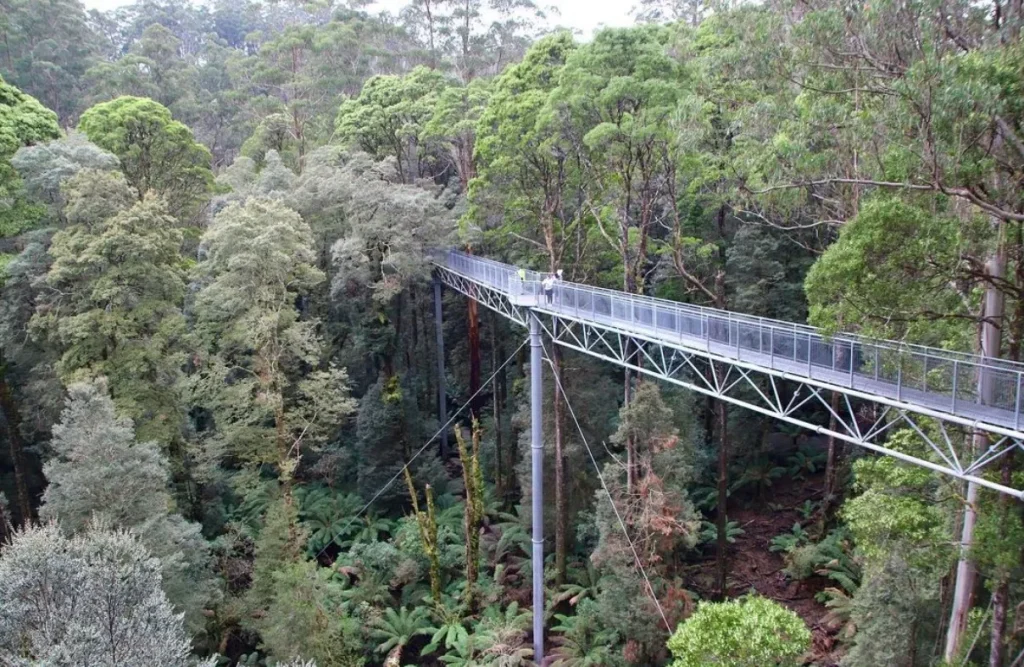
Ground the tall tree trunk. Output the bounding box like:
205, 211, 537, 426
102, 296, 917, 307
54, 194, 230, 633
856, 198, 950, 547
991, 223, 1024, 666
491, 312, 505, 499
623, 258, 638, 494
552, 341, 568, 586
0, 361, 32, 526
823, 390, 843, 515
715, 388, 729, 598
0, 498, 10, 546
411, 286, 420, 388
946, 245, 1005, 661
988, 456, 1014, 667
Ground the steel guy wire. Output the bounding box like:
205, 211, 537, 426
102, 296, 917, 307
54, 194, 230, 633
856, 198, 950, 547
312, 338, 529, 564
540, 340, 672, 632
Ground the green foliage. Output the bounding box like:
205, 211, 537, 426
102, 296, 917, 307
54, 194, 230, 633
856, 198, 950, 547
328, 151, 455, 305
4, 9, 1024, 667
550, 599, 619, 666
796, 500, 818, 520
78, 96, 213, 222
700, 520, 745, 545
840, 552, 946, 667
297, 485, 362, 555
666, 596, 811, 667
781, 528, 861, 597
553, 561, 601, 608
192, 197, 354, 471
842, 430, 954, 571
38, 379, 217, 633
11, 132, 120, 219
32, 186, 188, 444
729, 458, 786, 498
805, 197, 982, 346
334, 66, 451, 181
424, 608, 470, 655
370, 606, 432, 656
0, 0, 100, 121
838, 431, 956, 666
0, 521, 197, 665
0, 73, 61, 237
471, 31, 577, 254
255, 558, 365, 667
769, 523, 809, 553
786, 448, 827, 481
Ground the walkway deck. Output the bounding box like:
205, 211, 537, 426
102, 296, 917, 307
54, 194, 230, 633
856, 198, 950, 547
435, 250, 1024, 434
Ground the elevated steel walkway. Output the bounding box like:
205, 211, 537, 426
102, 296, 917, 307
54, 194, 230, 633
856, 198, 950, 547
434, 249, 1024, 499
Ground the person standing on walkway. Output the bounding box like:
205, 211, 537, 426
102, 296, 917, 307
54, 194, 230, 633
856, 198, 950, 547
542, 274, 555, 304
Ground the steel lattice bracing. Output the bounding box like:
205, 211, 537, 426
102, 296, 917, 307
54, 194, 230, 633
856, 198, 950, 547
434, 250, 1024, 499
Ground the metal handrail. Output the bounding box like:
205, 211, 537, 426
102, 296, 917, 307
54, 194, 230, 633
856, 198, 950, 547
434, 249, 1024, 429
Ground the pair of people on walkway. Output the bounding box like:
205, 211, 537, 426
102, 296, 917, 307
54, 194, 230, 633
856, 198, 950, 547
542, 270, 562, 304
516, 267, 562, 304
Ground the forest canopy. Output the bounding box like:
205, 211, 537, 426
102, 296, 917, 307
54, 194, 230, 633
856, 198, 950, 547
1, 0, 1023, 666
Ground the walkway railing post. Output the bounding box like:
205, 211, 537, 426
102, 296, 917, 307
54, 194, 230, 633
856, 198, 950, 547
952, 361, 958, 412
807, 333, 813, 376
849, 342, 855, 388
1016, 372, 1022, 430
433, 275, 448, 457
529, 311, 545, 663
735, 318, 741, 360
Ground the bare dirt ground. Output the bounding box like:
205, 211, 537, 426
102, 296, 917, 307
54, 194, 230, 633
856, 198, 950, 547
688, 472, 844, 667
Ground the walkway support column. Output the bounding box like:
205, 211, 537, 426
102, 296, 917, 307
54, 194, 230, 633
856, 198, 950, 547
529, 310, 545, 662
434, 275, 448, 458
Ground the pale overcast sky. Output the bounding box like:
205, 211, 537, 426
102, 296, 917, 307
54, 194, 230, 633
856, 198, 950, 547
81, 0, 635, 38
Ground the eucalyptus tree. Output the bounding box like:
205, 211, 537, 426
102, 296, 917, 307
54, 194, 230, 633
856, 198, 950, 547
542, 25, 686, 582
549, 26, 681, 297
0, 0, 102, 122
78, 96, 214, 223
398, 0, 543, 79
10, 132, 121, 223
30, 178, 189, 446
755, 0, 1024, 658
0, 74, 61, 238
0, 522, 203, 666
239, 13, 418, 171
334, 66, 453, 183
191, 197, 355, 510
38, 379, 217, 633
471, 31, 578, 583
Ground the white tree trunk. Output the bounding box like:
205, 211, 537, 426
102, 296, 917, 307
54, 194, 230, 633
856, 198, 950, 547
945, 248, 1004, 662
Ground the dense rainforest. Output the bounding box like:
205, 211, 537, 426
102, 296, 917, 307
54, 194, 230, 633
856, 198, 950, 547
0, 0, 1023, 665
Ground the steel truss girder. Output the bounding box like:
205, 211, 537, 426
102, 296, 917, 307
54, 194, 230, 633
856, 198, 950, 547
433, 270, 1024, 499
434, 266, 528, 326
536, 314, 1024, 499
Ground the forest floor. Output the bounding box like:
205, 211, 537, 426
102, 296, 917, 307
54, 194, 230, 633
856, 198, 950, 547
688, 471, 842, 667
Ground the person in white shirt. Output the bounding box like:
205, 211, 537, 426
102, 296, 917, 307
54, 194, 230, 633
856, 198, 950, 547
542, 275, 555, 304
